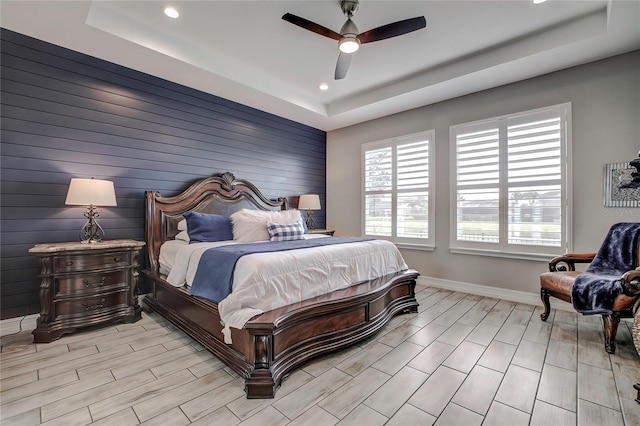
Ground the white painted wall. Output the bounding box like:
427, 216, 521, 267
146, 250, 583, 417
327, 51, 640, 295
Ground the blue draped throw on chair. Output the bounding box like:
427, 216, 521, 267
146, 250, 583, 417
571, 222, 640, 315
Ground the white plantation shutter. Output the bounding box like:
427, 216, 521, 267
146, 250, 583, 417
397, 141, 429, 239
455, 126, 500, 243
364, 146, 392, 236
507, 113, 563, 246
362, 131, 434, 247
451, 104, 571, 257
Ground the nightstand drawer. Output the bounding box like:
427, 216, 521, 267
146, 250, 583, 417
55, 270, 128, 295
55, 252, 129, 273
54, 290, 129, 318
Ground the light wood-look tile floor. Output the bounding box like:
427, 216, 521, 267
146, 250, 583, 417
2, 283, 639, 425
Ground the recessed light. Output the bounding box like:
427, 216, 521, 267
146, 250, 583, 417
319, 83, 329, 91
532, 0, 547, 4
164, 7, 179, 18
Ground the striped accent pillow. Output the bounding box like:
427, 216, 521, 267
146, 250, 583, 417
267, 222, 305, 241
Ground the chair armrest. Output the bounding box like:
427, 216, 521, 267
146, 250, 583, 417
548, 253, 597, 272
621, 268, 640, 296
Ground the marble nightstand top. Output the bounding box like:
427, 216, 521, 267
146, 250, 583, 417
29, 239, 145, 254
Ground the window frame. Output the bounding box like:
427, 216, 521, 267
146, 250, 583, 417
449, 103, 573, 260
361, 130, 436, 250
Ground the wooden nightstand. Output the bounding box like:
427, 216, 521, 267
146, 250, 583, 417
308, 229, 335, 236
29, 239, 145, 343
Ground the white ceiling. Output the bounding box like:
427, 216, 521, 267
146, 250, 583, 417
2, 1, 639, 131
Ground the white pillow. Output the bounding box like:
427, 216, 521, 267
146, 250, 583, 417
293, 209, 308, 233
177, 219, 187, 231
230, 209, 272, 242
175, 230, 190, 242
230, 209, 304, 242
273, 209, 304, 227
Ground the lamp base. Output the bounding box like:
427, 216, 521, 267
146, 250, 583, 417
305, 211, 316, 230
80, 206, 105, 243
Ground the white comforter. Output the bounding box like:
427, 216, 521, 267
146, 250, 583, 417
161, 237, 408, 343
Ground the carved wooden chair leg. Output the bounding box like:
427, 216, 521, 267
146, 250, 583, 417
540, 288, 551, 321
602, 313, 621, 354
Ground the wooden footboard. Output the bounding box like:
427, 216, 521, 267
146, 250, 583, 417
142, 268, 419, 398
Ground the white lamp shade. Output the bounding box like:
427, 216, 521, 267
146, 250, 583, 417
298, 194, 321, 210
65, 178, 117, 206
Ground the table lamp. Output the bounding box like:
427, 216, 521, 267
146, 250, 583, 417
298, 194, 321, 230
65, 177, 117, 243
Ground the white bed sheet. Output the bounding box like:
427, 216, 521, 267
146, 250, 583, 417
161, 237, 408, 343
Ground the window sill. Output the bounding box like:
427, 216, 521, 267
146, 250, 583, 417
396, 243, 435, 252
449, 247, 555, 262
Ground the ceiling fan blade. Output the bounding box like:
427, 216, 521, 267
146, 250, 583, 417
335, 52, 352, 80
282, 13, 342, 41
358, 16, 426, 44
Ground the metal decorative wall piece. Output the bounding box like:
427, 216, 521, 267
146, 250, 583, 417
604, 161, 640, 207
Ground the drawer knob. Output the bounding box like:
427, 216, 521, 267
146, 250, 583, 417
66, 260, 73, 266
113, 257, 121, 263
83, 276, 106, 288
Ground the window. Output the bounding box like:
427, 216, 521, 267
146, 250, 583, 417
450, 104, 571, 259
362, 130, 435, 248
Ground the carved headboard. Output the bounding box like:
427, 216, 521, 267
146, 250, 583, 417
144, 172, 288, 272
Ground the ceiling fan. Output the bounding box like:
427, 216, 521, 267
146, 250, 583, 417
282, 0, 426, 80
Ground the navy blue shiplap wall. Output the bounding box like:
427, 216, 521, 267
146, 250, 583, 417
0, 28, 326, 319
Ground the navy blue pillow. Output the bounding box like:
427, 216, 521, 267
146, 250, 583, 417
183, 212, 233, 243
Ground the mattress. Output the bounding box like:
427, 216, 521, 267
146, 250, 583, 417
158, 236, 408, 342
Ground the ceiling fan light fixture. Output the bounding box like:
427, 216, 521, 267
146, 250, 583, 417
282, 0, 426, 79
339, 36, 360, 53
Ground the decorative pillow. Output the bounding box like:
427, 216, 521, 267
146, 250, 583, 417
177, 219, 187, 231
175, 230, 190, 242
293, 209, 308, 234
183, 211, 233, 243
275, 209, 307, 233
230, 209, 306, 242
273, 209, 298, 223
267, 222, 305, 241
230, 209, 272, 242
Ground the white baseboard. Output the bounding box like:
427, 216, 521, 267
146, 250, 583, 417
417, 275, 575, 313
0, 314, 39, 338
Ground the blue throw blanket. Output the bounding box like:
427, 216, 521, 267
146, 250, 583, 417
571, 222, 640, 315
190, 237, 372, 303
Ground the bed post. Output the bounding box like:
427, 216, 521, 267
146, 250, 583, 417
245, 334, 278, 398
144, 190, 163, 273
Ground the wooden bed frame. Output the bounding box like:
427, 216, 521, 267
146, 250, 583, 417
142, 172, 419, 398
